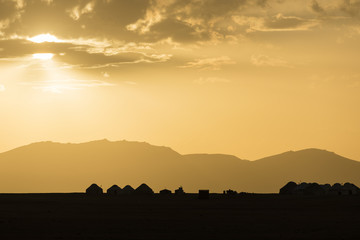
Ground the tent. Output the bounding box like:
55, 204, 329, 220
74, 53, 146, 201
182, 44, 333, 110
86, 183, 103, 195
160, 189, 172, 195
135, 183, 154, 195
107, 185, 122, 195
122, 185, 135, 194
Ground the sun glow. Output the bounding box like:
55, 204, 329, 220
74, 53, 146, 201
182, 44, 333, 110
28, 34, 61, 43
32, 53, 54, 60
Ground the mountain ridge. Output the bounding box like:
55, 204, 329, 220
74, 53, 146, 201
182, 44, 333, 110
2, 139, 352, 162
0, 139, 359, 193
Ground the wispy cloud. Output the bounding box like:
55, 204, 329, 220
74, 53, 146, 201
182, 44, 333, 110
193, 77, 231, 84
0, 37, 172, 69
339, 0, 360, 18
251, 54, 290, 67
233, 14, 320, 32
67, 1, 95, 21
0, 84, 5, 92
102, 72, 110, 78
0, 0, 359, 47
310, 0, 325, 14
180, 56, 236, 70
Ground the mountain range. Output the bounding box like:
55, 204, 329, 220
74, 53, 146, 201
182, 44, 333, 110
0, 139, 359, 193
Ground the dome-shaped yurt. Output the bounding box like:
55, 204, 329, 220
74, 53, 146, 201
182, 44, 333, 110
135, 183, 154, 195
107, 185, 122, 195
160, 189, 172, 195
343, 183, 359, 195
86, 183, 103, 195
304, 183, 325, 195
329, 183, 342, 195
122, 185, 135, 195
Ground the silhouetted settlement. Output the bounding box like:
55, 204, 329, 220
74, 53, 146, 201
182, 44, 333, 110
280, 182, 360, 195
85, 181, 360, 199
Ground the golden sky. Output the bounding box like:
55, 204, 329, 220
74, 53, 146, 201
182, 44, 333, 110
0, 0, 360, 160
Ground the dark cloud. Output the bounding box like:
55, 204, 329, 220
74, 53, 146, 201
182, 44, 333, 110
340, 0, 360, 18
0, 39, 45, 58
0, 0, 341, 46
310, 0, 325, 14
233, 13, 319, 33
0, 0, 18, 21
0, 39, 169, 68
164, 0, 247, 21
3, 0, 150, 41
146, 0, 248, 42
55, 50, 167, 68
149, 18, 211, 43
264, 14, 314, 30
0, 0, 267, 44
256, 0, 269, 8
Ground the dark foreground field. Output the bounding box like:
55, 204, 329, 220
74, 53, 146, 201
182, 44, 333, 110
0, 193, 360, 239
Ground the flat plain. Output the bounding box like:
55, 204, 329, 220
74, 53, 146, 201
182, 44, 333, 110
0, 193, 359, 239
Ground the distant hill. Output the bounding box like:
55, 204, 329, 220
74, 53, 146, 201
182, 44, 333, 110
0, 140, 359, 193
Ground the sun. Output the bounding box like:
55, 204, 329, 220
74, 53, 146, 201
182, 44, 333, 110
32, 53, 54, 60
27, 34, 61, 43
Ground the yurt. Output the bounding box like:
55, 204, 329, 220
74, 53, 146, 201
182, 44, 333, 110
134, 183, 154, 195
160, 189, 172, 195
86, 184, 103, 195
107, 185, 122, 195
122, 185, 135, 194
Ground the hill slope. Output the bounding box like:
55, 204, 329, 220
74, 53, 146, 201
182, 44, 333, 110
0, 140, 359, 193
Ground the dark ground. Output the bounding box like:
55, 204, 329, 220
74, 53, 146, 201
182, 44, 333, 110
0, 193, 359, 239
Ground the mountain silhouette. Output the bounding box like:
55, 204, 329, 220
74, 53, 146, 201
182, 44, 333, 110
0, 140, 359, 193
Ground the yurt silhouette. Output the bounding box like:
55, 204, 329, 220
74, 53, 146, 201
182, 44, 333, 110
160, 189, 172, 195
86, 184, 103, 195
122, 185, 135, 194
134, 183, 154, 195
107, 185, 122, 195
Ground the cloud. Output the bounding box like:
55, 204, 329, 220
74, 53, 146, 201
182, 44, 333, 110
0, 0, 309, 45
193, 77, 230, 84
310, 0, 325, 14
0, 38, 171, 68
102, 72, 110, 78
0, 0, 348, 49
233, 14, 320, 32
0, 1, 18, 21
310, 0, 360, 19
0, 84, 5, 92
340, 0, 360, 18
264, 14, 319, 31
1, 0, 150, 42
55, 49, 170, 69
0, 0, 22, 36
251, 54, 289, 67
147, 18, 211, 43
41, 0, 54, 5
143, 0, 253, 43
125, 0, 166, 34
0, 0, 358, 67
180, 56, 236, 70
67, 1, 95, 21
